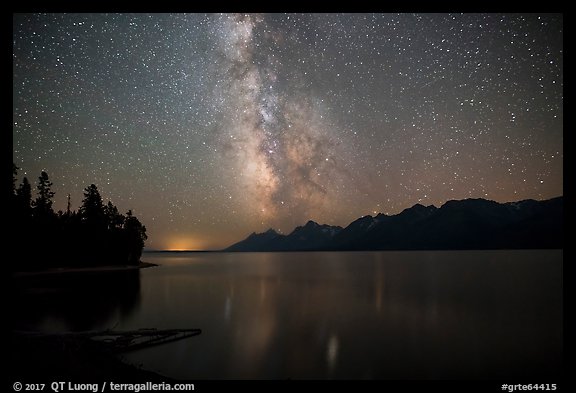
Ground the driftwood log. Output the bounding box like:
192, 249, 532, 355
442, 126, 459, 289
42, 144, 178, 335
14, 328, 202, 353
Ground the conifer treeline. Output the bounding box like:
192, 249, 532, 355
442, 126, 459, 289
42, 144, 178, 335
12, 164, 147, 271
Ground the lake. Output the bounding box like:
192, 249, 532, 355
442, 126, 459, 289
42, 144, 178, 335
14, 250, 563, 380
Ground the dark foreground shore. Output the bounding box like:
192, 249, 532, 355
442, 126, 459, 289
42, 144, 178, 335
11, 261, 168, 380
11, 331, 172, 380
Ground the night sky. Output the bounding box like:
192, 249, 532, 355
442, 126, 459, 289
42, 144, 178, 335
12, 13, 563, 250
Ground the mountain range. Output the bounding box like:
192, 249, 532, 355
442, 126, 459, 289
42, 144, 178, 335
224, 196, 563, 251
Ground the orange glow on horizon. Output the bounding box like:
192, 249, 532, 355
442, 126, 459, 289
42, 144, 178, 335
164, 237, 205, 251
152, 232, 238, 251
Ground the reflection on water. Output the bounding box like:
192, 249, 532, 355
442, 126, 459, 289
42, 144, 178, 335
13, 251, 562, 379
118, 250, 562, 380
13, 269, 141, 332
326, 334, 339, 375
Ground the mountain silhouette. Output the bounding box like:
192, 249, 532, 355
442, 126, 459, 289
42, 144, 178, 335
226, 221, 343, 251
224, 196, 563, 251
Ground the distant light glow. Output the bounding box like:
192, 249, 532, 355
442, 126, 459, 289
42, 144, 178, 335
165, 237, 203, 251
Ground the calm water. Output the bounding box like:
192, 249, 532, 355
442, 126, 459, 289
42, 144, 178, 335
14, 250, 563, 379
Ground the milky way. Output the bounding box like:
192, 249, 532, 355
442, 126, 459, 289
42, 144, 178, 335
213, 14, 355, 231
13, 13, 563, 249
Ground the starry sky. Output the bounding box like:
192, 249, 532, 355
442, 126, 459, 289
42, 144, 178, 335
13, 13, 563, 250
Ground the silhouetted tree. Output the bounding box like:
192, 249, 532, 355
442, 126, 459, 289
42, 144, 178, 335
104, 201, 125, 231
12, 165, 148, 270
124, 210, 147, 265
32, 171, 55, 218
66, 194, 72, 216
13, 163, 19, 196
79, 184, 106, 228
26, 171, 57, 268
12, 164, 20, 218
15, 177, 32, 219
12, 169, 34, 270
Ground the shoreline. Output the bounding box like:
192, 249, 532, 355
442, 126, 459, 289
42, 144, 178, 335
12, 261, 158, 279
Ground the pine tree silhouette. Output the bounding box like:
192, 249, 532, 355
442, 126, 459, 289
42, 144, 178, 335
32, 171, 55, 219
12, 164, 148, 270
